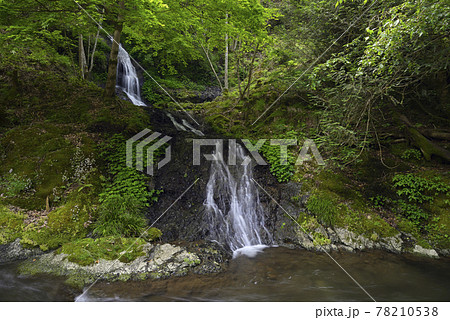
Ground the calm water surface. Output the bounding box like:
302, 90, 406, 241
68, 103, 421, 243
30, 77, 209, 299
1, 247, 449, 301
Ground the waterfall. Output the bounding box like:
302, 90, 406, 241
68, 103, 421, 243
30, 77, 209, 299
116, 44, 146, 106
114, 41, 205, 136
204, 143, 270, 258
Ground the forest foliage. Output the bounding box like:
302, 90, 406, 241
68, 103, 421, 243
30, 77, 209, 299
0, 0, 449, 252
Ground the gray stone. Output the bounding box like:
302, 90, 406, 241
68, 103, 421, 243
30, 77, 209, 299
18, 241, 228, 288
0, 238, 44, 263
327, 228, 340, 243
412, 245, 439, 258
436, 248, 450, 256
295, 228, 315, 250
379, 234, 403, 253
152, 243, 183, 265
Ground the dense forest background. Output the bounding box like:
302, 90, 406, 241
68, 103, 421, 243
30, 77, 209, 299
0, 0, 449, 259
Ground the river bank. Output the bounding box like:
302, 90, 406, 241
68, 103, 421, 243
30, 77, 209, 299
1, 247, 449, 302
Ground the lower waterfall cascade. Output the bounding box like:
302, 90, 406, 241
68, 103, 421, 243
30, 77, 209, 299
204, 143, 271, 258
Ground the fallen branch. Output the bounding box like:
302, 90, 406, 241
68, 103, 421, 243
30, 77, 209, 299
398, 114, 450, 162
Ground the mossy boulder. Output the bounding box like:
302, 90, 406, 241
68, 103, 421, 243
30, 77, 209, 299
0, 123, 97, 210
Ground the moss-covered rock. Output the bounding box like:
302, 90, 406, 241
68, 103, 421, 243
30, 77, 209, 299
18, 242, 216, 289
0, 205, 25, 244
57, 237, 148, 266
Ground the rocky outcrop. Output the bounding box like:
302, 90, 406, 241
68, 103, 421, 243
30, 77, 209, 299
18, 241, 230, 288
283, 223, 443, 258
0, 238, 44, 263
412, 245, 439, 258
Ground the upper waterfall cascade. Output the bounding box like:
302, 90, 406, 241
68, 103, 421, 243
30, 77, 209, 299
116, 43, 146, 106
204, 143, 271, 258
116, 42, 204, 136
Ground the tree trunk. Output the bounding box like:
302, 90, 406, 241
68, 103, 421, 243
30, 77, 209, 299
421, 129, 450, 141
201, 43, 223, 91
241, 43, 259, 99
398, 114, 450, 162
236, 50, 242, 97
78, 34, 88, 79
224, 13, 229, 90
104, 2, 124, 98
87, 24, 101, 79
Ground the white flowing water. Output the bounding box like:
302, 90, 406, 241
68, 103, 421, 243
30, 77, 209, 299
115, 41, 205, 135
204, 143, 271, 258
2, 250, 450, 301
116, 44, 146, 106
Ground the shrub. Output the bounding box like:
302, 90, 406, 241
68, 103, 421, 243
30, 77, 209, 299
260, 130, 300, 182
395, 200, 428, 226
392, 173, 449, 224
99, 134, 162, 207
392, 173, 449, 204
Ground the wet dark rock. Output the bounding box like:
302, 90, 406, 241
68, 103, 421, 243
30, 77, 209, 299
141, 107, 443, 260
198, 86, 221, 102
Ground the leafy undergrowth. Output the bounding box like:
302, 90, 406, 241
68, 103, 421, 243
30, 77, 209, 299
296, 161, 449, 249
296, 211, 331, 246
0, 42, 150, 212
0, 50, 160, 255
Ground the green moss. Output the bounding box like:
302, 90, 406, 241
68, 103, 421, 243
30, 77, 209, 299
317, 169, 359, 199
306, 192, 337, 226
136, 272, 148, 281
297, 164, 400, 240
424, 210, 450, 249
118, 274, 131, 282
0, 123, 99, 210
142, 227, 163, 242
0, 205, 25, 244
57, 237, 147, 266
335, 204, 398, 238
149, 272, 163, 279
64, 273, 95, 290
20, 197, 93, 251
183, 257, 201, 266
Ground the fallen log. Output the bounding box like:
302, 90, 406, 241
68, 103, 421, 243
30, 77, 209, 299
397, 114, 450, 162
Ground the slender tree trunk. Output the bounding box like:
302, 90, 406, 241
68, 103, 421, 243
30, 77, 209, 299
201, 43, 223, 91
224, 13, 229, 90
236, 52, 242, 97
241, 43, 259, 99
87, 24, 101, 79
78, 34, 88, 79
87, 35, 91, 66
235, 40, 242, 96
104, 1, 124, 98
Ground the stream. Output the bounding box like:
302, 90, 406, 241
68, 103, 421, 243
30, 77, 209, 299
2, 44, 447, 303
1, 247, 449, 302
